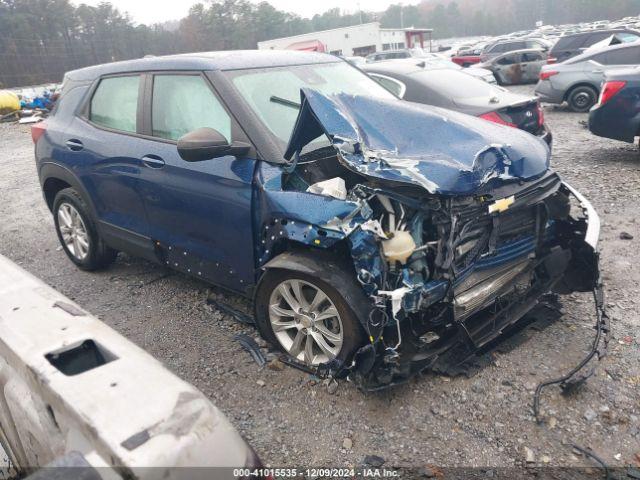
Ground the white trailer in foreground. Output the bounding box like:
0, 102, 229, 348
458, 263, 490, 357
0, 255, 259, 479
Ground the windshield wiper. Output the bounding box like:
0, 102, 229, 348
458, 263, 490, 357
270, 95, 301, 109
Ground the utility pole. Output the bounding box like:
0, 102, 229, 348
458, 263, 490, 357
400, 3, 404, 28
357, 1, 362, 24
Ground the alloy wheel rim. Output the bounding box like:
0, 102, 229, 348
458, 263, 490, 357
57, 203, 90, 260
268, 279, 343, 365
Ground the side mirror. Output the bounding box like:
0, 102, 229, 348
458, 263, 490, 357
177, 127, 250, 162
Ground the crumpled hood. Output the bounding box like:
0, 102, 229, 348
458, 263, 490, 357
284, 89, 550, 195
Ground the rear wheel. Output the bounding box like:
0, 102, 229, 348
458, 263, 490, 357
255, 269, 365, 367
567, 85, 598, 112
53, 188, 117, 270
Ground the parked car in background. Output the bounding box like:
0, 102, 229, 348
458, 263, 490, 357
583, 31, 640, 55
34, 50, 598, 389
451, 53, 482, 67
364, 52, 496, 83
535, 42, 640, 112
548, 29, 640, 63
362, 60, 552, 145
475, 49, 548, 85
589, 67, 640, 144
344, 55, 366, 67
457, 41, 488, 56
480, 38, 552, 62
366, 48, 433, 63
407, 55, 497, 83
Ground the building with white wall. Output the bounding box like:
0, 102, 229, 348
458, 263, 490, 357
257, 22, 433, 57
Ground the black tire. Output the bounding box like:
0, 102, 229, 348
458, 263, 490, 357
567, 85, 598, 113
255, 269, 365, 367
53, 188, 117, 271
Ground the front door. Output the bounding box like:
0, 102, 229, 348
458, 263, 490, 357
520, 51, 546, 83
136, 73, 257, 292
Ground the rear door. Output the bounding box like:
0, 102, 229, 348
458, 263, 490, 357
66, 74, 157, 257
134, 72, 257, 292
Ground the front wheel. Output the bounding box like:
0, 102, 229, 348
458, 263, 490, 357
567, 85, 598, 112
255, 269, 365, 367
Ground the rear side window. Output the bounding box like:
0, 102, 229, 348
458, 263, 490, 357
554, 35, 587, 51
588, 31, 619, 45
90, 76, 139, 133
152, 75, 231, 141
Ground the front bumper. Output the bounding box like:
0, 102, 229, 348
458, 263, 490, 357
563, 182, 600, 250
348, 181, 601, 390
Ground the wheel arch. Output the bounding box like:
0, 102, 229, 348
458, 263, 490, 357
256, 247, 374, 331
563, 82, 599, 102
40, 163, 97, 218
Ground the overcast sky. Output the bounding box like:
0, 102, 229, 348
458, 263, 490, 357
74, 0, 422, 25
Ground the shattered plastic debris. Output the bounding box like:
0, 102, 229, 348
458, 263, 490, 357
207, 297, 255, 325
234, 334, 267, 368
18, 114, 43, 124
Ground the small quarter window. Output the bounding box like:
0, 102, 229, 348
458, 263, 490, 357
152, 75, 232, 142
90, 75, 139, 133
371, 74, 405, 98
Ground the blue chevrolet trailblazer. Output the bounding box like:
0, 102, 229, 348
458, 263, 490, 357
34, 50, 601, 388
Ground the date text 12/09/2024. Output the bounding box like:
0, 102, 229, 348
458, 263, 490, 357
233, 468, 400, 477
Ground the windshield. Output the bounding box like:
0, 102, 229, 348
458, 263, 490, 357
225, 61, 396, 152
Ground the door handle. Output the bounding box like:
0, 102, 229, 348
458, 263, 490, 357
141, 155, 165, 168
65, 139, 84, 151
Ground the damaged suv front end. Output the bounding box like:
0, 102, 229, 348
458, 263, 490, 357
253, 88, 600, 389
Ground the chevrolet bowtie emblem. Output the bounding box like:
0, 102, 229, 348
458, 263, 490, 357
488, 195, 515, 214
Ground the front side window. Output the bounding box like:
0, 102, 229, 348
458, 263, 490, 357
601, 47, 640, 65
522, 52, 542, 62
90, 75, 139, 133
227, 62, 396, 149
152, 75, 231, 141
497, 54, 517, 65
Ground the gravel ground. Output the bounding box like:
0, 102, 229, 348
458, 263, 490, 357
0, 84, 638, 473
